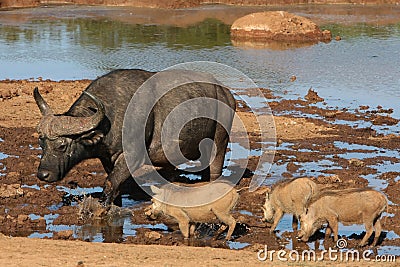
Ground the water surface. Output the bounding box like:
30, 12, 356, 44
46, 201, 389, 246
0, 5, 399, 118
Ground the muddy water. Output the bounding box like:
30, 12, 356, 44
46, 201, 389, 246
1, 4, 400, 255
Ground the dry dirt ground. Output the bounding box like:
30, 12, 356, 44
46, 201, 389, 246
0, 79, 399, 266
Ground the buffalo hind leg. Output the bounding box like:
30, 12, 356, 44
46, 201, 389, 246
209, 134, 230, 181
199, 138, 213, 182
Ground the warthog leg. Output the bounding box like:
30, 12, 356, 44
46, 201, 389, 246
213, 225, 228, 240
292, 215, 299, 231
325, 226, 332, 239
270, 209, 283, 232
372, 219, 382, 246
172, 211, 191, 239
189, 224, 197, 237
213, 209, 236, 240
359, 221, 374, 247
327, 216, 339, 243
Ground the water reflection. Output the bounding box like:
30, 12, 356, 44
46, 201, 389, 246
1, 8, 400, 119
0, 18, 231, 50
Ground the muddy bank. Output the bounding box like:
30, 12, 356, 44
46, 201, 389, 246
0, 79, 399, 261
2, 0, 400, 10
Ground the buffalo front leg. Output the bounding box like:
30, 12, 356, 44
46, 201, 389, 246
101, 153, 143, 206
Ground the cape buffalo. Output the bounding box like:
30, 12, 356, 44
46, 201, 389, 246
34, 69, 236, 205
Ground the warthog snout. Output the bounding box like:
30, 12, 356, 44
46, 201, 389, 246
144, 205, 160, 220
296, 230, 307, 241
144, 205, 154, 218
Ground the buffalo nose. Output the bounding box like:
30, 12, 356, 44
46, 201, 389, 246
37, 171, 49, 180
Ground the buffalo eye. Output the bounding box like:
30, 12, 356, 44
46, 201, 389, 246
56, 140, 68, 152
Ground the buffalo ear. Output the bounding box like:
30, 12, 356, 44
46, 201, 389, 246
78, 131, 104, 146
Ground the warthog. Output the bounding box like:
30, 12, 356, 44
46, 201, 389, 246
262, 177, 318, 232
145, 181, 239, 240
297, 188, 387, 247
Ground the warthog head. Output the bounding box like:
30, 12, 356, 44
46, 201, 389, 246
261, 190, 274, 223
33, 88, 105, 182
144, 185, 166, 220
297, 207, 323, 242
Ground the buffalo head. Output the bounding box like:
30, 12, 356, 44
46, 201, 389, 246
33, 87, 105, 182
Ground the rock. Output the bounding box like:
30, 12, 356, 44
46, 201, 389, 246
33, 216, 46, 228
145, 230, 162, 240
55, 230, 74, 240
305, 88, 324, 103
371, 115, 399, 126
231, 11, 331, 47
0, 184, 24, 198
17, 214, 29, 225
348, 158, 365, 167
286, 162, 300, 172
317, 175, 342, 184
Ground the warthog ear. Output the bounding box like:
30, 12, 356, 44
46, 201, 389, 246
78, 131, 104, 146
150, 185, 162, 195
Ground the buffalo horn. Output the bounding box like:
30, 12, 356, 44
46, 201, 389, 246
34, 87, 53, 115
52, 91, 105, 136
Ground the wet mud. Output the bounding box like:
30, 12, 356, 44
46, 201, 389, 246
0, 80, 399, 257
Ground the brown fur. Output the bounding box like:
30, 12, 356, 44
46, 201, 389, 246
146, 181, 239, 240
262, 177, 318, 232
298, 188, 387, 247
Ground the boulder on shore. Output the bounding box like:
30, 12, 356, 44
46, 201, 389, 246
231, 11, 331, 45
